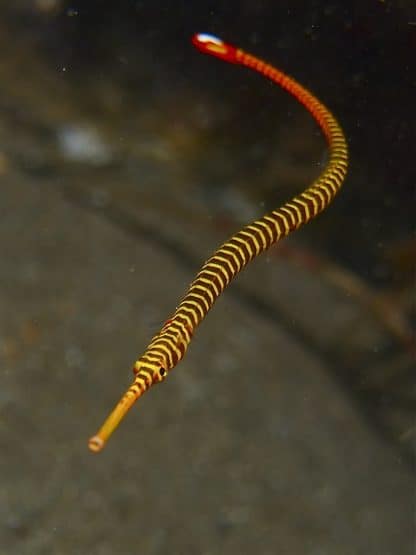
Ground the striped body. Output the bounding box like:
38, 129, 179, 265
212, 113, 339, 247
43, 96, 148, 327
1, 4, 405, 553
89, 34, 348, 452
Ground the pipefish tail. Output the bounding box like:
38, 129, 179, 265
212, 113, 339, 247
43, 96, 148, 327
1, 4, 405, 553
88, 33, 348, 452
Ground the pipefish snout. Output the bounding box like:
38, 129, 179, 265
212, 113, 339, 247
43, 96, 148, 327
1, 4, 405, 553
88, 33, 348, 453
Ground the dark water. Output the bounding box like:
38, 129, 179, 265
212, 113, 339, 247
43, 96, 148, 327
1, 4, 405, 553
0, 2, 414, 554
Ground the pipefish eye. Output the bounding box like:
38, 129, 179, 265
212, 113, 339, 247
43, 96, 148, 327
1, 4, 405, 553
159, 367, 166, 378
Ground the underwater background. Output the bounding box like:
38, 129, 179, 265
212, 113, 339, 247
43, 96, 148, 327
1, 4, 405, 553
0, 1, 414, 553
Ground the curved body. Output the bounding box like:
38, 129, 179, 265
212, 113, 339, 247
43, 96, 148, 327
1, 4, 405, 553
89, 33, 348, 452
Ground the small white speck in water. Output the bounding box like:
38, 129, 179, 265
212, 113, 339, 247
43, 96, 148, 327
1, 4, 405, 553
57, 125, 112, 165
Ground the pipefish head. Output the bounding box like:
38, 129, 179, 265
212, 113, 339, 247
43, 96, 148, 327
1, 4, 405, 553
132, 350, 170, 386
88, 323, 188, 453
